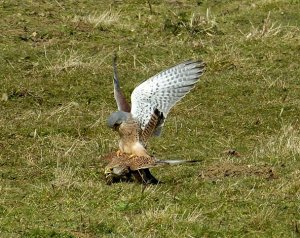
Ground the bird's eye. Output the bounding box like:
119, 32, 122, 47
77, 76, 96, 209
105, 167, 113, 175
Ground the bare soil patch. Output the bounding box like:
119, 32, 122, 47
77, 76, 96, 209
199, 161, 278, 180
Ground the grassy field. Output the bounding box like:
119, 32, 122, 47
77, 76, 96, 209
1, 0, 300, 237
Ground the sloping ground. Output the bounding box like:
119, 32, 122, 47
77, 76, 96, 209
1, 0, 300, 237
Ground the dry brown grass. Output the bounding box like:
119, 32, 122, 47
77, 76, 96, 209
72, 10, 120, 28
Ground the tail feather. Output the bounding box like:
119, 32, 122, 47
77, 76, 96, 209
157, 159, 199, 166
113, 54, 131, 112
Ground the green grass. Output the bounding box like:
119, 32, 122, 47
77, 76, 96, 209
1, 0, 300, 237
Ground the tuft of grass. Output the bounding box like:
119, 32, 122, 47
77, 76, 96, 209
255, 124, 300, 161
73, 10, 120, 29
243, 12, 282, 39
189, 8, 218, 35
163, 8, 219, 36
47, 49, 87, 74
45, 49, 106, 75
52, 166, 78, 190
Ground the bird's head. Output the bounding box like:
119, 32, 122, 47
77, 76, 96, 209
107, 111, 130, 130
104, 165, 131, 185
105, 165, 130, 177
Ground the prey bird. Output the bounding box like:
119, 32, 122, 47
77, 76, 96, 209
107, 59, 205, 157
104, 152, 198, 184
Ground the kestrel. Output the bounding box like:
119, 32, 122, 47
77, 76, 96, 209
107, 59, 205, 157
104, 152, 198, 184
109, 55, 161, 183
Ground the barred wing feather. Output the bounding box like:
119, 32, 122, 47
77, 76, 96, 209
131, 60, 205, 134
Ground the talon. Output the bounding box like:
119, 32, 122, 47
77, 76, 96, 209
128, 154, 136, 159
116, 150, 123, 157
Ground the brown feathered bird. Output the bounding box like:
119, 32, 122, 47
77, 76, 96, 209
106, 56, 204, 184
103, 152, 198, 184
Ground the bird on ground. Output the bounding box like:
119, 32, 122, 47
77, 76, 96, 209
104, 152, 198, 184
106, 55, 161, 184
107, 58, 205, 158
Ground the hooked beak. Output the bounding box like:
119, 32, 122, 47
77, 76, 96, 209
113, 123, 121, 131
105, 167, 113, 176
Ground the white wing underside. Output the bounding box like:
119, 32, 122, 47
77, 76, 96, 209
130, 60, 205, 134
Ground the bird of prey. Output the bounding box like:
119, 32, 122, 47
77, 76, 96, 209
108, 55, 161, 184
104, 152, 198, 184
107, 59, 205, 157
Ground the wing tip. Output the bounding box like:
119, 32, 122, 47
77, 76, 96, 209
185, 59, 205, 70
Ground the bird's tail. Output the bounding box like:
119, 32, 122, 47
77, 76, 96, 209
155, 159, 199, 166
112, 54, 131, 112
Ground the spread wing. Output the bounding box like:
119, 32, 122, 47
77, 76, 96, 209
113, 55, 131, 112
131, 60, 205, 135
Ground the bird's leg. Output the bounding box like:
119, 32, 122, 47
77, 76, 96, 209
128, 154, 136, 159
128, 151, 151, 159
116, 150, 123, 157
